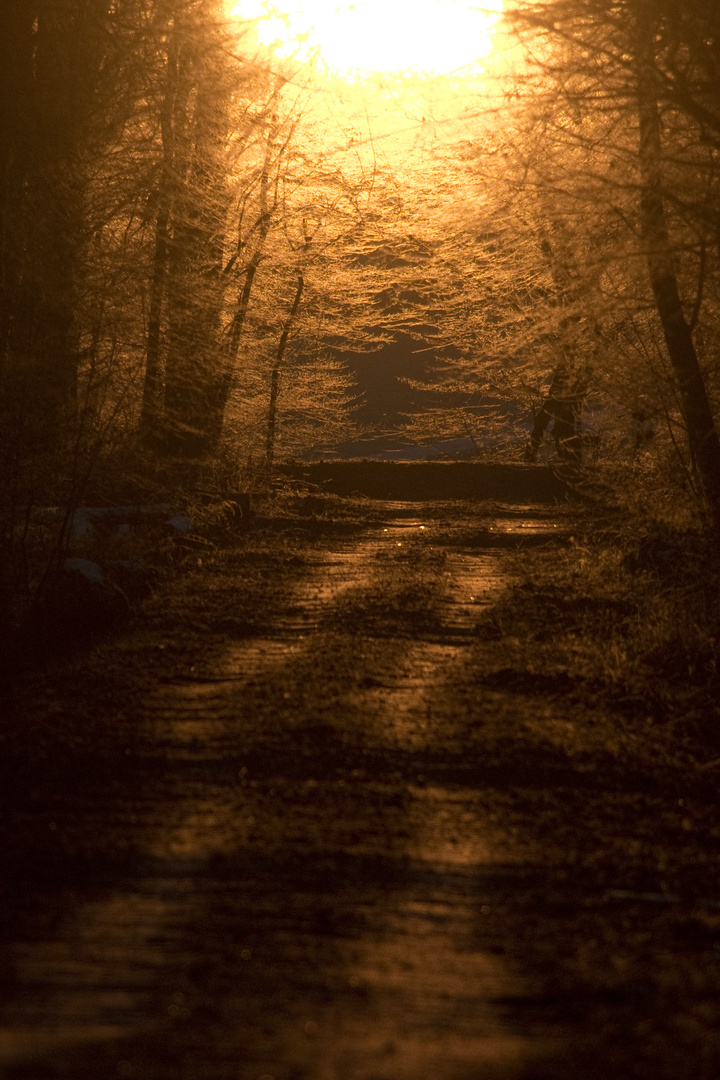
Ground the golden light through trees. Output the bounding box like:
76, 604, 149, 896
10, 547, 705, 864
231, 0, 503, 74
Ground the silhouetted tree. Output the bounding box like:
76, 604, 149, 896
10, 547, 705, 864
0, 0, 121, 455
495, 0, 720, 526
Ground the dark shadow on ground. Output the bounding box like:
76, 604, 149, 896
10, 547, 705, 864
280, 461, 574, 502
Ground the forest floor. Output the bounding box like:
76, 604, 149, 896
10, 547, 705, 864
1, 482, 720, 1080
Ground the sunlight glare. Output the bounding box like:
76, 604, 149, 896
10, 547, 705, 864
231, 0, 503, 75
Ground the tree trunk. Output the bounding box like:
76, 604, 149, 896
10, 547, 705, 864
635, 8, 720, 531
159, 1, 233, 459
0, 1, 34, 389
0, 0, 93, 451
206, 106, 281, 450
140, 14, 179, 444
266, 271, 304, 468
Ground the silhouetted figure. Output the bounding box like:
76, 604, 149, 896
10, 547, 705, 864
525, 364, 586, 464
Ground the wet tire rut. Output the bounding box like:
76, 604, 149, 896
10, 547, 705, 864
0, 501, 570, 1080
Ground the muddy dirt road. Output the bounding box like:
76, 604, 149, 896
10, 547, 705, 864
1, 497, 719, 1079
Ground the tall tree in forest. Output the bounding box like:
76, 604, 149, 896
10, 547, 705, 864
160, 2, 234, 458
633, 3, 720, 528
136, 5, 308, 461
498, 0, 720, 527
209, 79, 288, 450
137, 0, 240, 459
0, 0, 162, 502
0, 0, 110, 455
140, 4, 183, 444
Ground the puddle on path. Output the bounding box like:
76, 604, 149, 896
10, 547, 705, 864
0, 502, 567, 1078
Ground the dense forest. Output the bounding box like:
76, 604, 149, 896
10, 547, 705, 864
1, 0, 720, 589
3, 9, 720, 1070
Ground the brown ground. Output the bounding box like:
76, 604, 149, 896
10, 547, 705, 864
1, 488, 719, 1080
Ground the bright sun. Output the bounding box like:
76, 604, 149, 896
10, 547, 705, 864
231, 0, 503, 75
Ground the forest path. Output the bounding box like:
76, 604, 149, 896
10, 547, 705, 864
0, 499, 580, 1080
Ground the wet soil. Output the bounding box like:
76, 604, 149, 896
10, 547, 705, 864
1, 495, 720, 1079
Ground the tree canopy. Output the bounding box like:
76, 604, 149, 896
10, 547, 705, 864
1, 0, 719, 530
